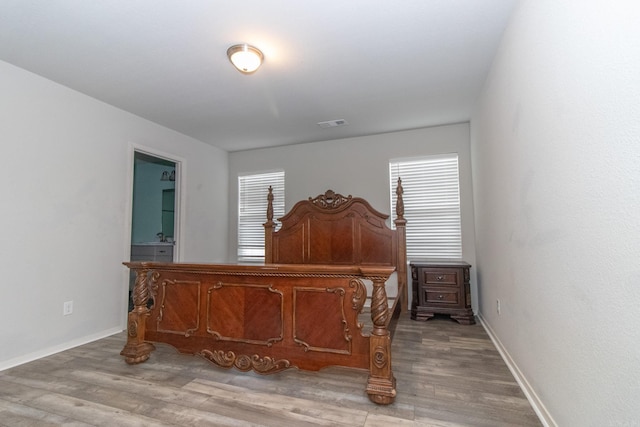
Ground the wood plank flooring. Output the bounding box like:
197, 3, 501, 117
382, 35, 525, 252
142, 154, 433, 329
0, 314, 541, 426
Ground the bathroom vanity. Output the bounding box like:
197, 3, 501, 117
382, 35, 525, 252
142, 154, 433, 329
130, 243, 174, 263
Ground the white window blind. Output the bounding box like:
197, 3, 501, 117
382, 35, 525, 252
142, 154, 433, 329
390, 154, 462, 259
238, 171, 285, 262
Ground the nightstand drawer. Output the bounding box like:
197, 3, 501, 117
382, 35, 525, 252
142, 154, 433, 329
423, 287, 459, 305
423, 269, 458, 286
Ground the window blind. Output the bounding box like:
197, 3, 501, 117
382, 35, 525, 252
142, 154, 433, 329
238, 171, 285, 262
389, 154, 462, 259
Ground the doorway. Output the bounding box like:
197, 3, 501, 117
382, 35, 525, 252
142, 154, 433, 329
131, 151, 178, 246
128, 150, 180, 308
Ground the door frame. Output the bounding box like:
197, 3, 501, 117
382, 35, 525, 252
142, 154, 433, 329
122, 144, 185, 322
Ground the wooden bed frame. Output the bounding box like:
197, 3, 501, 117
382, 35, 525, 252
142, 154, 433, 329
121, 180, 407, 404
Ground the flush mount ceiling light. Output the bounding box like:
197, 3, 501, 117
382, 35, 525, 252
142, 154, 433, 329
227, 44, 264, 74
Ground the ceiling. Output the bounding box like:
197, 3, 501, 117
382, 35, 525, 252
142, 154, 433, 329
0, 1, 517, 152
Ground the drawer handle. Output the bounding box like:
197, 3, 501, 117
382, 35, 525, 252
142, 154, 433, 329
158, 250, 166, 254
438, 294, 444, 299
436, 275, 444, 281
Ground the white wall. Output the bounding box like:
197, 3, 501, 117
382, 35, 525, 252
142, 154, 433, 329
471, 1, 640, 425
0, 60, 228, 369
228, 123, 478, 311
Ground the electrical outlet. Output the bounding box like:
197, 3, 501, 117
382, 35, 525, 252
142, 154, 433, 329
63, 300, 73, 316
496, 299, 501, 315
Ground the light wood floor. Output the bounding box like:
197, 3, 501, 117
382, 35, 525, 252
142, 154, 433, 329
0, 314, 541, 426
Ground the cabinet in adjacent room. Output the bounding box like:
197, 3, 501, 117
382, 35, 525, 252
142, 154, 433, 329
410, 260, 475, 325
130, 243, 174, 263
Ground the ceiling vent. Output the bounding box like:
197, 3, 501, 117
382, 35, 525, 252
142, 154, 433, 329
317, 119, 349, 129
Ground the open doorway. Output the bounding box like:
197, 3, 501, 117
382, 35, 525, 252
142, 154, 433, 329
131, 151, 178, 247
129, 150, 180, 308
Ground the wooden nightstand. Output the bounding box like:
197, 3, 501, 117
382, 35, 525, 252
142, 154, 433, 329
410, 260, 475, 325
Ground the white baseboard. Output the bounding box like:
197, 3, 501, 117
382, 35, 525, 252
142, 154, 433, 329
0, 327, 124, 372
477, 313, 557, 427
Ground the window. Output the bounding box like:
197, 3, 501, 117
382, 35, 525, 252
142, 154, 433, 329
390, 154, 462, 259
238, 171, 285, 262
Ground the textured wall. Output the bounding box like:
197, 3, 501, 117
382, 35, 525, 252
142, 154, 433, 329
0, 60, 228, 369
471, 1, 640, 425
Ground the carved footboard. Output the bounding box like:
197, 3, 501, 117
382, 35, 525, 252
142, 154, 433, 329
121, 262, 397, 404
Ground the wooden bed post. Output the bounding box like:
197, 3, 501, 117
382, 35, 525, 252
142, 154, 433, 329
366, 272, 397, 404
394, 177, 408, 312
120, 266, 155, 364
264, 185, 275, 264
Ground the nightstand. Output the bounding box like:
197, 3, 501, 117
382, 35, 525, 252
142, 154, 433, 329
410, 260, 475, 325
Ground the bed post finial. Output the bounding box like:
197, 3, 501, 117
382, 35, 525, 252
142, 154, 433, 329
264, 186, 275, 263
266, 185, 274, 222
395, 177, 405, 223
394, 177, 408, 313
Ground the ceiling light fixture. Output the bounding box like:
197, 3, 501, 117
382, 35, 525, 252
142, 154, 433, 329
227, 44, 264, 74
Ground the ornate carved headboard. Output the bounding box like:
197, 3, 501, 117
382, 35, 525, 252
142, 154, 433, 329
264, 180, 407, 309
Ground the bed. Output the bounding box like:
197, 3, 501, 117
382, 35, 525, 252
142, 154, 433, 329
121, 179, 407, 404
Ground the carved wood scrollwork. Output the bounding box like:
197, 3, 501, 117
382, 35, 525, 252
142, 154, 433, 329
370, 278, 390, 332
309, 189, 352, 209
373, 345, 388, 369
200, 350, 291, 374
121, 267, 156, 365
365, 275, 396, 404
132, 269, 151, 309
148, 271, 161, 309
350, 278, 366, 312
350, 278, 367, 332
127, 320, 138, 337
